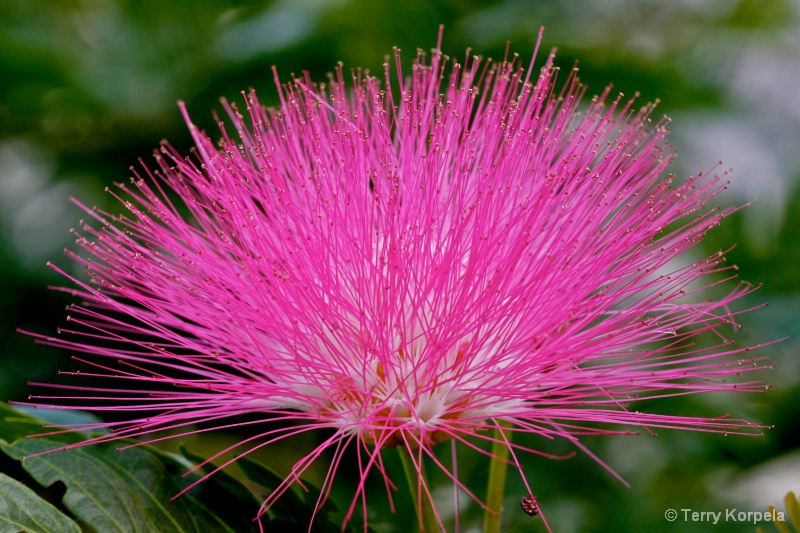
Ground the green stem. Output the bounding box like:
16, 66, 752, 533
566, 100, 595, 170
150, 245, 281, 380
398, 447, 439, 532
483, 421, 513, 533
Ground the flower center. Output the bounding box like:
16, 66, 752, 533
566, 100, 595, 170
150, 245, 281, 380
321, 341, 486, 449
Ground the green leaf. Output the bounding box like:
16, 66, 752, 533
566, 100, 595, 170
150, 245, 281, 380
237, 457, 343, 533
0, 402, 105, 445
11, 405, 108, 436
1, 438, 248, 533
786, 491, 800, 530
238, 456, 311, 521
0, 472, 81, 533
176, 446, 262, 532
0, 403, 76, 446
0, 403, 352, 532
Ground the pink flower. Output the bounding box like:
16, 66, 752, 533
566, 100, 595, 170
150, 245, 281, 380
22, 31, 769, 531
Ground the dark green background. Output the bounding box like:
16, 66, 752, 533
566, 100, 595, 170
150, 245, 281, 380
1, 1, 797, 531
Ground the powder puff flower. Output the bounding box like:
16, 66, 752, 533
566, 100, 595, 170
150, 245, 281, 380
21, 30, 769, 531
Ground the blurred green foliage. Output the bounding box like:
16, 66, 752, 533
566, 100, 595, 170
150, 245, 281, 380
1, 1, 798, 532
